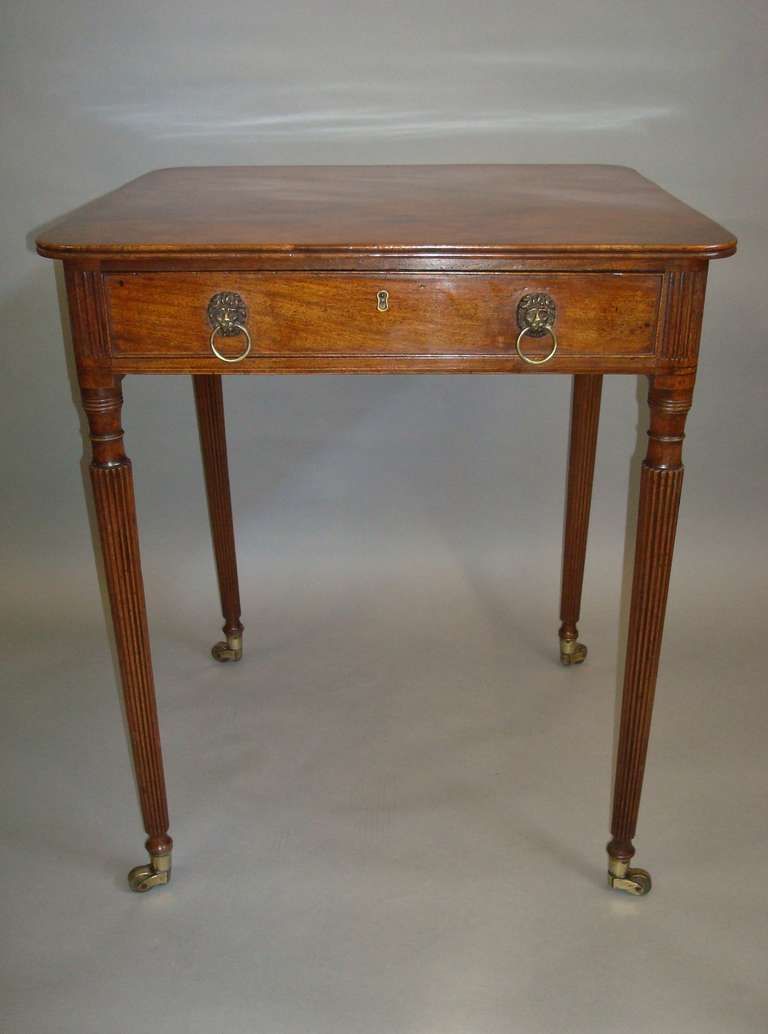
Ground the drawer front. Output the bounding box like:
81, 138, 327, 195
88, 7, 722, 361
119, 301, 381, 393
106, 272, 661, 363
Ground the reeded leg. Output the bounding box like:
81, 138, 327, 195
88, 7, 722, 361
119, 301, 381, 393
193, 375, 244, 662
81, 381, 172, 892
559, 374, 602, 665
607, 373, 694, 895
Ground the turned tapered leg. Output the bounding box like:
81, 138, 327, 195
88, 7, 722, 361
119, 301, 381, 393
559, 374, 602, 665
606, 374, 694, 896
193, 375, 244, 662
81, 382, 172, 892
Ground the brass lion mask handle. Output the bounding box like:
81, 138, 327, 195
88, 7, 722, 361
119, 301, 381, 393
515, 293, 558, 365
207, 291, 252, 363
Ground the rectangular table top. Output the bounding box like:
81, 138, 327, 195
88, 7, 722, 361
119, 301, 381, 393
36, 165, 735, 261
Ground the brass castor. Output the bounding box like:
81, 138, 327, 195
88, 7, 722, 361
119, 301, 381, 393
560, 637, 588, 666
128, 852, 171, 893
607, 856, 652, 896
212, 633, 242, 663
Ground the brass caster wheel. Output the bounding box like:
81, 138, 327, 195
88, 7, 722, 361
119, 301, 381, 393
127, 853, 171, 893
608, 857, 652, 896
560, 638, 587, 666
212, 633, 242, 662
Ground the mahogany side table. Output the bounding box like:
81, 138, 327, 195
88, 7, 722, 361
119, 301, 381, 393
36, 165, 736, 896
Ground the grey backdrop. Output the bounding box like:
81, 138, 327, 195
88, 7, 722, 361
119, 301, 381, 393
2, 3, 767, 1033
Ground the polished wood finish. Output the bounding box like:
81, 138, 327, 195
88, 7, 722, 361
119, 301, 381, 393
608, 372, 694, 863
658, 268, 708, 364
560, 375, 603, 646
63, 266, 113, 389
111, 347, 661, 378
38, 166, 736, 894
36, 165, 735, 259
106, 271, 661, 364
80, 381, 172, 861
193, 375, 243, 643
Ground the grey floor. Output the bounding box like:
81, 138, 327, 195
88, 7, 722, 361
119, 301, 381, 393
2, 376, 767, 1033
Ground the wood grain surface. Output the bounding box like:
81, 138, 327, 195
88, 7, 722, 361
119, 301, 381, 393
106, 271, 661, 361
36, 165, 736, 259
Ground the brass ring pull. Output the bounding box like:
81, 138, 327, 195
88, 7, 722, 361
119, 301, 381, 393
209, 322, 252, 363
207, 292, 251, 363
515, 324, 558, 365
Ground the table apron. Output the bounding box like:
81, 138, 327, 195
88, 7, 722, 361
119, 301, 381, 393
104, 270, 668, 374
